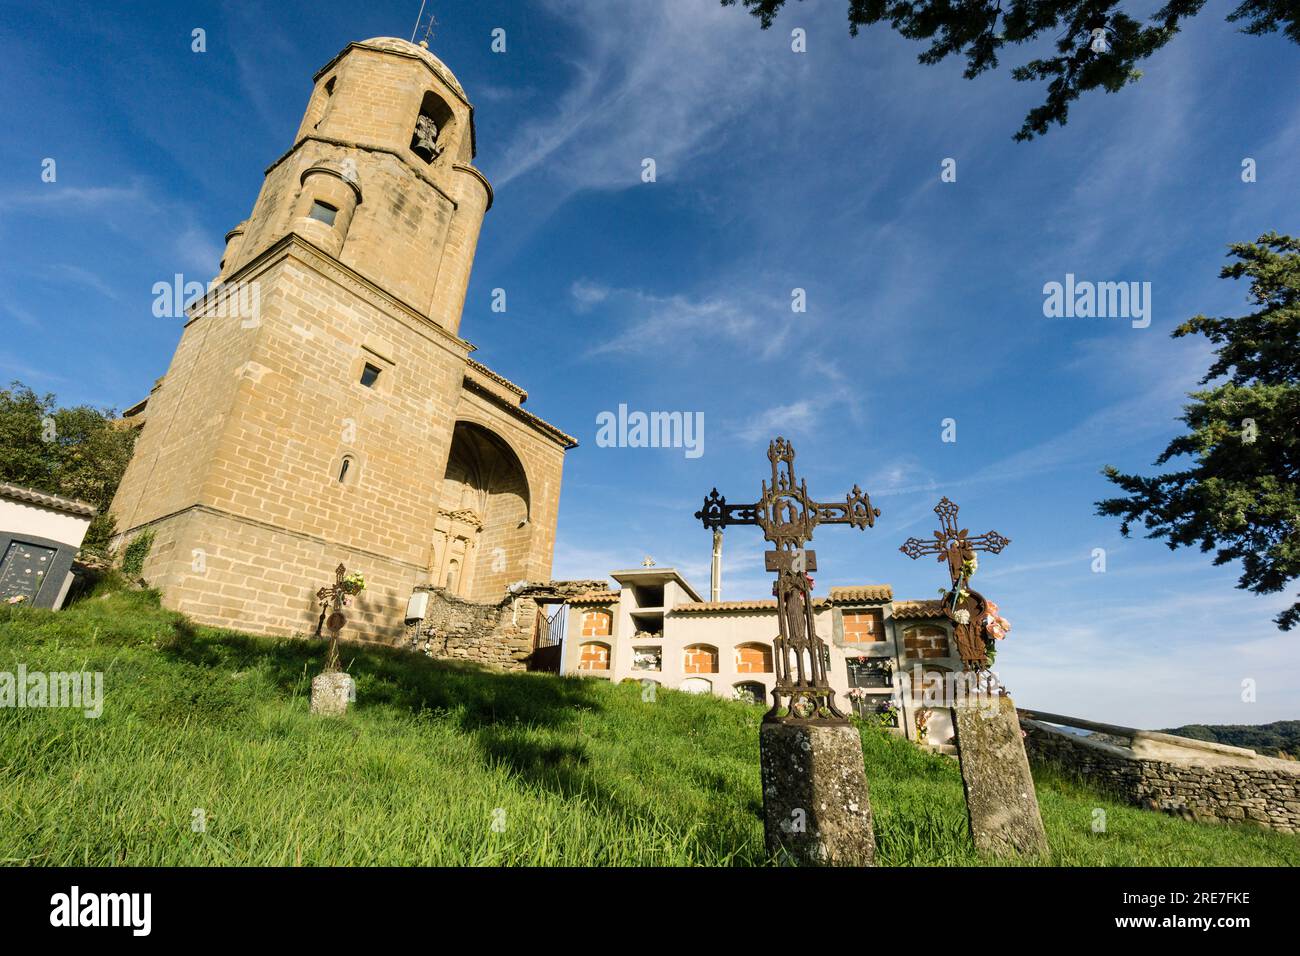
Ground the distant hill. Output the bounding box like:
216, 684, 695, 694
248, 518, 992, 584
1162, 721, 1300, 759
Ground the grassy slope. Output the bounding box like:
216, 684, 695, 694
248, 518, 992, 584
1, 591, 1296, 866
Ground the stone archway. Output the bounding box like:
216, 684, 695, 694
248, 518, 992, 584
432, 421, 532, 602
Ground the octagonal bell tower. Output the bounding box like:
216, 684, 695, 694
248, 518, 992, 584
219, 37, 492, 335
110, 38, 574, 644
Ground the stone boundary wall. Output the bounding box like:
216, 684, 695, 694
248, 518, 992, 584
1021, 718, 1300, 834
403, 579, 605, 671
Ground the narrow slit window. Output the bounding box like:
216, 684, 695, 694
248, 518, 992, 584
309, 200, 338, 226
359, 363, 382, 388
338, 457, 352, 483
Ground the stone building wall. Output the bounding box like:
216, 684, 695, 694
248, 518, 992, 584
1023, 720, 1300, 834
404, 580, 605, 671
108, 37, 575, 642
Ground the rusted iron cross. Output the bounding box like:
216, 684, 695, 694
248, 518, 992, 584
315, 563, 350, 671
696, 438, 880, 723
898, 498, 1010, 669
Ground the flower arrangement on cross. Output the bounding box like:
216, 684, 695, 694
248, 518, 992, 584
316, 563, 367, 672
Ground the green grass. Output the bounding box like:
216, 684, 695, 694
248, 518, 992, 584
1, 589, 1296, 866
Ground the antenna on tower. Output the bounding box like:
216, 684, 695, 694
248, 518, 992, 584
410, 1, 438, 47
409, 1, 425, 42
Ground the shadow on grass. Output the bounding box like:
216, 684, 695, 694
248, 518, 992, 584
155, 617, 722, 842
10, 593, 766, 862
159, 622, 606, 733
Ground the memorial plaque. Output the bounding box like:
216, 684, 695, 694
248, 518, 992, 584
0, 540, 58, 603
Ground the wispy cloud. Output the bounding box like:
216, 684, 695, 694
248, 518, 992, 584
3, 176, 218, 277
492, 0, 775, 193
172, 225, 223, 277
735, 400, 820, 442
39, 264, 121, 301
0, 351, 66, 383
2, 303, 41, 329
577, 282, 794, 360
1, 181, 153, 211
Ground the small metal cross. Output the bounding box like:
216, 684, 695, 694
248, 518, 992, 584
899, 498, 1010, 669
898, 497, 1010, 587
315, 563, 349, 670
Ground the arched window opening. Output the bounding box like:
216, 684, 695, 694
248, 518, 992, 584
683, 644, 719, 674
735, 642, 773, 673
411, 91, 453, 163
314, 76, 337, 129
578, 641, 611, 672
337, 455, 356, 485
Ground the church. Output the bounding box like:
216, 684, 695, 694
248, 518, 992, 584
110, 37, 575, 642
107, 35, 964, 749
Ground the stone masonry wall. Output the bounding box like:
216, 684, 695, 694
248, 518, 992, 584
1023, 721, 1300, 834
404, 580, 604, 671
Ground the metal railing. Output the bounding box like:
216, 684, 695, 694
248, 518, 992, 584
535, 604, 567, 650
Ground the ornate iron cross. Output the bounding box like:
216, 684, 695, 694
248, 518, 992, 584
315, 563, 350, 671
696, 438, 880, 723
898, 498, 1010, 669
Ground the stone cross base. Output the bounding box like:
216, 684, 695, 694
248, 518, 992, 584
952, 695, 1049, 858
310, 671, 355, 717
759, 722, 876, 866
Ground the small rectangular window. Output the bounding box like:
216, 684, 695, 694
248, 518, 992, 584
309, 200, 338, 226
359, 363, 381, 388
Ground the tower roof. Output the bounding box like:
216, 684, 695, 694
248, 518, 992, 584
355, 36, 467, 102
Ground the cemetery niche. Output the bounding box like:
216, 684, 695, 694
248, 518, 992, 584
695, 437, 879, 866
0, 483, 97, 610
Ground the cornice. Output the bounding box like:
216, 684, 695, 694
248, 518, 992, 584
264, 134, 458, 209
197, 232, 471, 357
460, 376, 578, 450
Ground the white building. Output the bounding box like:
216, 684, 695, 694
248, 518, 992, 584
558, 565, 962, 749
0, 483, 97, 610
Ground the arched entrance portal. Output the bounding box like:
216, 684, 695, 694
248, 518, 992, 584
432, 421, 532, 602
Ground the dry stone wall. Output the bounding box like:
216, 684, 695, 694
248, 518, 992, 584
404, 580, 605, 671
1023, 720, 1300, 834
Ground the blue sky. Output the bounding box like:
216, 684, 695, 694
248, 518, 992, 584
2, 0, 1297, 726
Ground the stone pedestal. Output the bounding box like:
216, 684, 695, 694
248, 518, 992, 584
310, 671, 355, 716
759, 722, 876, 866
952, 695, 1049, 858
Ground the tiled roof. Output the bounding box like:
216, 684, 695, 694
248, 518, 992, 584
673, 598, 829, 613
0, 482, 97, 517
892, 599, 947, 619
827, 585, 893, 603
461, 376, 578, 449
673, 585, 895, 613
569, 590, 620, 604
466, 358, 527, 401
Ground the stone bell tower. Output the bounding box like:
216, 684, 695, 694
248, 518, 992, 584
110, 38, 575, 641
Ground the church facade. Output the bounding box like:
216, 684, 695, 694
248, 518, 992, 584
110, 37, 574, 641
